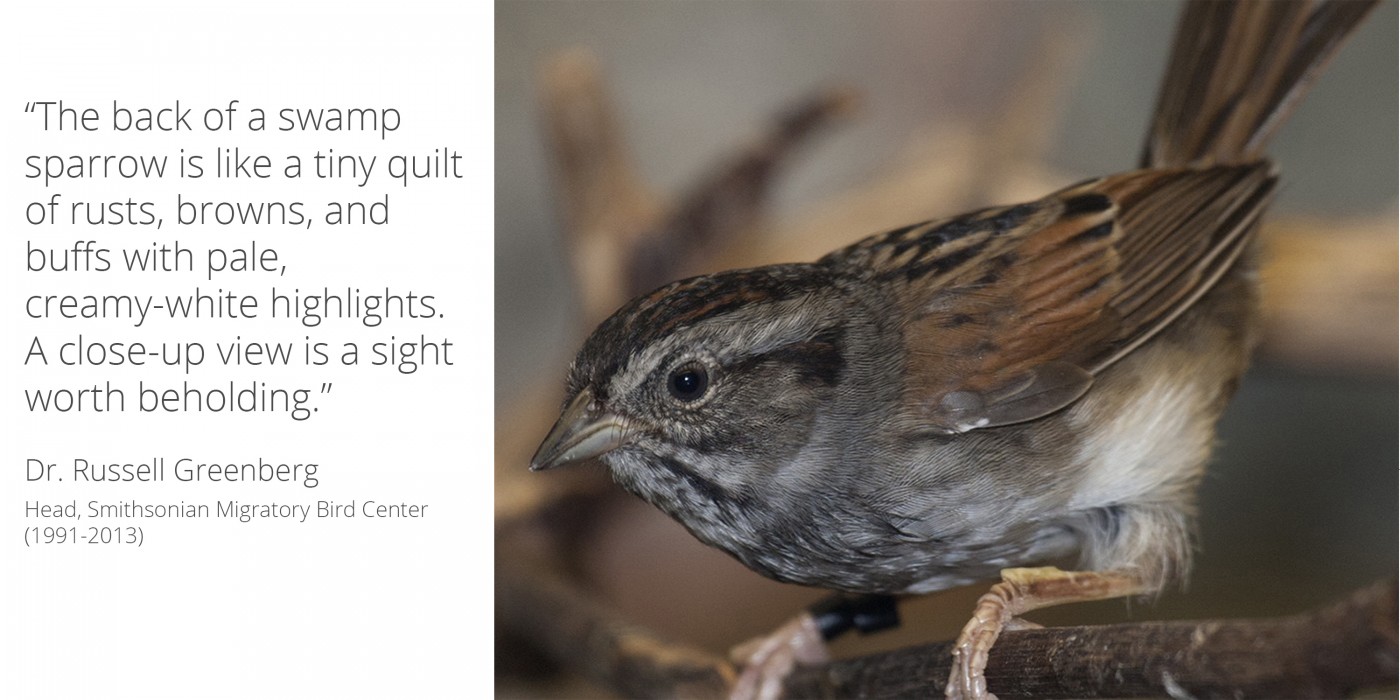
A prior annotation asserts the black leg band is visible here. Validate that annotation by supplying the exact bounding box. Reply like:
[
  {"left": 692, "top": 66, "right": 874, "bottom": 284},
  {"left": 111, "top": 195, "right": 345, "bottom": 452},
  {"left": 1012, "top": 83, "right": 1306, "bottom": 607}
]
[{"left": 809, "top": 593, "right": 900, "bottom": 641}]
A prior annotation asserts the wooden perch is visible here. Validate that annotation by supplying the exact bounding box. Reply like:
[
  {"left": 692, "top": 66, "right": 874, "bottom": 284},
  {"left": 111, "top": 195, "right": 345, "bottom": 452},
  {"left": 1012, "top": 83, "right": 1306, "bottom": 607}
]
[
  {"left": 498, "top": 568, "right": 1398, "bottom": 699},
  {"left": 788, "top": 579, "right": 1398, "bottom": 699}
]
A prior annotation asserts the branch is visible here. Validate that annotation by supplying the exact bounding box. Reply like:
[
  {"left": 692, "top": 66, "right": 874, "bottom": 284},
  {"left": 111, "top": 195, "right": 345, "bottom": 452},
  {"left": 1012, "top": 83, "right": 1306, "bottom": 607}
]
[
  {"left": 788, "top": 579, "right": 1398, "bottom": 699},
  {"left": 497, "top": 562, "right": 734, "bottom": 698},
  {"left": 497, "top": 567, "right": 1397, "bottom": 699}
]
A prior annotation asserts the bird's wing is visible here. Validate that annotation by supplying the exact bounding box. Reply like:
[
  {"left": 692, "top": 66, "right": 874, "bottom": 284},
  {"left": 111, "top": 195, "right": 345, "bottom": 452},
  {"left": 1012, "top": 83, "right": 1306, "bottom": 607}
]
[{"left": 822, "top": 163, "right": 1276, "bottom": 433}]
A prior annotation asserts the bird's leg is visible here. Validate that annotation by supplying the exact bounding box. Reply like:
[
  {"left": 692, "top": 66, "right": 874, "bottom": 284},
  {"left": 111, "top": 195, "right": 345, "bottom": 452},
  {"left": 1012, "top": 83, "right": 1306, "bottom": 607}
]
[
  {"left": 729, "top": 593, "right": 898, "bottom": 700},
  {"left": 946, "top": 567, "right": 1145, "bottom": 700}
]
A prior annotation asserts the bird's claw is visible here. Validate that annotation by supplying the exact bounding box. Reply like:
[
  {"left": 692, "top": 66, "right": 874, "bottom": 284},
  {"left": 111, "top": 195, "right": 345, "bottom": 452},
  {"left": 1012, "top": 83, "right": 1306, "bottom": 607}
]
[{"left": 728, "top": 613, "right": 829, "bottom": 700}]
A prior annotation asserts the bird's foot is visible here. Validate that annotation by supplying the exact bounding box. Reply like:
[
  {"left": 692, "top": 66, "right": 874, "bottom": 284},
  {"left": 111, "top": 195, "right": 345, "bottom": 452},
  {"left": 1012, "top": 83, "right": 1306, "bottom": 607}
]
[
  {"left": 728, "top": 612, "right": 829, "bottom": 700},
  {"left": 945, "top": 567, "right": 1145, "bottom": 700}
]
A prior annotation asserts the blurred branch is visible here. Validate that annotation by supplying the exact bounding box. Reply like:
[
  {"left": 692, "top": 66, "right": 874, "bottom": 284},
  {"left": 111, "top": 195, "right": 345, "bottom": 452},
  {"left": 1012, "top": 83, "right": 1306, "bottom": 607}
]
[
  {"left": 498, "top": 565, "right": 1397, "bottom": 699},
  {"left": 1258, "top": 212, "right": 1398, "bottom": 374},
  {"left": 623, "top": 87, "right": 858, "bottom": 296},
  {"left": 539, "top": 49, "right": 663, "bottom": 324},
  {"left": 498, "top": 560, "right": 734, "bottom": 698},
  {"left": 541, "top": 48, "right": 856, "bottom": 322}
]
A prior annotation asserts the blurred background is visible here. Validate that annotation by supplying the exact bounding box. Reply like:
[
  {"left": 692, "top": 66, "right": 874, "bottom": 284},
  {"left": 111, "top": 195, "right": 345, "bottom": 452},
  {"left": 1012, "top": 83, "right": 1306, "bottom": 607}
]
[{"left": 495, "top": 1, "right": 1397, "bottom": 696}]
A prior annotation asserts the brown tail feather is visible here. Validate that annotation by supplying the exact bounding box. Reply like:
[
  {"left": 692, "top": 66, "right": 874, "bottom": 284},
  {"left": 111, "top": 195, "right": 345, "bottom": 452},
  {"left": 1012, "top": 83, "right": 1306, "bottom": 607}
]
[{"left": 1141, "top": 0, "right": 1378, "bottom": 168}]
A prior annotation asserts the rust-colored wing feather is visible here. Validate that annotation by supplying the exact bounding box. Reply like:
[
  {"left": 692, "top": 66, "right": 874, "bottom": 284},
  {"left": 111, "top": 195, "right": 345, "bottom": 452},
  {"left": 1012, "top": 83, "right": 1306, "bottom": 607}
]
[{"left": 822, "top": 163, "right": 1276, "bottom": 433}]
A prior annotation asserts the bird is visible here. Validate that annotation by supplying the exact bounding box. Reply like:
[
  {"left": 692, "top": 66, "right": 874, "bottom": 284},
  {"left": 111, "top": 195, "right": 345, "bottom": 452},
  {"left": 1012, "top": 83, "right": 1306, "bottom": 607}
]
[{"left": 529, "top": 1, "right": 1378, "bottom": 697}]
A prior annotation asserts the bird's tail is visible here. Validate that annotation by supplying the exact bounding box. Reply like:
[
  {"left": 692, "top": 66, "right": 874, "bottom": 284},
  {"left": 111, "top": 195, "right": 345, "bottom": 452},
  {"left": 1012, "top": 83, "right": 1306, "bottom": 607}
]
[{"left": 1141, "top": 0, "right": 1377, "bottom": 168}]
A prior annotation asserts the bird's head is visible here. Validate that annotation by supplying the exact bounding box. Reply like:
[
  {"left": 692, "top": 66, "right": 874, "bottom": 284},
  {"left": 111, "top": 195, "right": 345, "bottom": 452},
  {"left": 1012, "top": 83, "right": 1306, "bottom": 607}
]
[{"left": 530, "top": 264, "right": 881, "bottom": 526}]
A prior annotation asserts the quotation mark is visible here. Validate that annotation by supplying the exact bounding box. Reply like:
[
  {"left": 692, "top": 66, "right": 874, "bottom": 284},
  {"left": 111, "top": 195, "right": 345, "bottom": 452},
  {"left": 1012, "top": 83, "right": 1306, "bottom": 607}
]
[{"left": 25, "top": 102, "right": 34, "bottom": 113}]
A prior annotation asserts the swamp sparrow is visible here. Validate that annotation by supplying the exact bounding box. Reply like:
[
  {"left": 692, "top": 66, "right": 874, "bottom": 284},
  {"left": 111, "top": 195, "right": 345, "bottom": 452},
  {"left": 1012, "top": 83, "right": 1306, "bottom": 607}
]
[{"left": 531, "top": 1, "right": 1378, "bottom": 697}]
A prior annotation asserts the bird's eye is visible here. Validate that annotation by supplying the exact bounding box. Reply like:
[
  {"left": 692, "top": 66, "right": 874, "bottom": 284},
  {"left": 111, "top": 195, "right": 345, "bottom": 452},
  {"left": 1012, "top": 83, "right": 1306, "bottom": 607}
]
[{"left": 667, "top": 365, "right": 709, "bottom": 402}]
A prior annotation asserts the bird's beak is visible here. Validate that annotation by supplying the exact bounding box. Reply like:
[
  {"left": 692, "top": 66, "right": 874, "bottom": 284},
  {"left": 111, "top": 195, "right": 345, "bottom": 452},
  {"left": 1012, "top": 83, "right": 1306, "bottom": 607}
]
[{"left": 530, "top": 388, "right": 628, "bottom": 471}]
